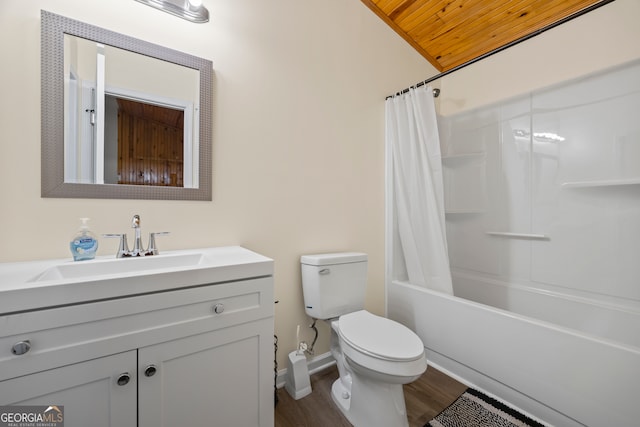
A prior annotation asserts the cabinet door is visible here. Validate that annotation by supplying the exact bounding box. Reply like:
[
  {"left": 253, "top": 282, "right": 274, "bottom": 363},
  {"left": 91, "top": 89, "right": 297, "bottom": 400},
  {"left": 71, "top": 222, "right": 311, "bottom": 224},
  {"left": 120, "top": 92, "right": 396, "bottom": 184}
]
[
  {"left": 138, "top": 319, "right": 273, "bottom": 427},
  {"left": 0, "top": 350, "right": 137, "bottom": 427}
]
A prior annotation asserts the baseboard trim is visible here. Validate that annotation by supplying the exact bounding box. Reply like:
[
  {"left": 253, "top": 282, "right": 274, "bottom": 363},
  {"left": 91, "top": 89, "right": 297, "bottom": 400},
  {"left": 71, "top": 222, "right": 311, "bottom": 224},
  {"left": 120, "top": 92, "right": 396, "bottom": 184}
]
[{"left": 276, "top": 351, "right": 335, "bottom": 389}]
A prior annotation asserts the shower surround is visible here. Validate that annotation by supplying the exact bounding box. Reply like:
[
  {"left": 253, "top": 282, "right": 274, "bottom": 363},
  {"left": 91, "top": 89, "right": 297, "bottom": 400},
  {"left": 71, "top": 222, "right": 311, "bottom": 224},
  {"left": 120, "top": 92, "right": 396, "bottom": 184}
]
[{"left": 387, "top": 59, "right": 640, "bottom": 426}]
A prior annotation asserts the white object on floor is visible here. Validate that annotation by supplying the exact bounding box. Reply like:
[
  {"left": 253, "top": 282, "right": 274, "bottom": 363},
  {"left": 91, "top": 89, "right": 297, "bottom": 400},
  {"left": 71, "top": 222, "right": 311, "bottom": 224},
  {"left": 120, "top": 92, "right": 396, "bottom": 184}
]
[{"left": 284, "top": 350, "right": 312, "bottom": 400}]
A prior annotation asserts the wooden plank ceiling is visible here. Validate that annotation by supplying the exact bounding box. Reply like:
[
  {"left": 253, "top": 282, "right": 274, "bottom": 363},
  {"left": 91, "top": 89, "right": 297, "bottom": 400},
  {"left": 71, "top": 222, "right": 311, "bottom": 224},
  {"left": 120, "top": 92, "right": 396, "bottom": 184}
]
[
  {"left": 116, "top": 98, "right": 184, "bottom": 129},
  {"left": 360, "top": 0, "right": 606, "bottom": 72}
]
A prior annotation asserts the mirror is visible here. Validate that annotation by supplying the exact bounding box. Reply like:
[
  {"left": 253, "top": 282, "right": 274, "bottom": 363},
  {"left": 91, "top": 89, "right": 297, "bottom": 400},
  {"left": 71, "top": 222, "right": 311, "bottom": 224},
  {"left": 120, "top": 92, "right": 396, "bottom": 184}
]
[{"left": 41, "top": 10, "right": 213, "bottom": 200}]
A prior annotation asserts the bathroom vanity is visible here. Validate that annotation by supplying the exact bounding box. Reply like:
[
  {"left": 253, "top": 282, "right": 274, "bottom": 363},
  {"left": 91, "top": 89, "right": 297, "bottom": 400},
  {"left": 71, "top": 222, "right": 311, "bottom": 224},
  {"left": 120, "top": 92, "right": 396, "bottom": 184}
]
[{"left": 0, "top": 246, "right": 274, "bottom": 427}]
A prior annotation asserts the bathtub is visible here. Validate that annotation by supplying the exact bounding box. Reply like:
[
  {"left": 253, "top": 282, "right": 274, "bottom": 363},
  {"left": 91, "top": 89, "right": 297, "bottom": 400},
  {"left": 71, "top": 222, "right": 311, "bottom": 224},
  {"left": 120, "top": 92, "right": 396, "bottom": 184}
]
[{"left": 387, "top": 276, "right": 640, "bottom": 427}]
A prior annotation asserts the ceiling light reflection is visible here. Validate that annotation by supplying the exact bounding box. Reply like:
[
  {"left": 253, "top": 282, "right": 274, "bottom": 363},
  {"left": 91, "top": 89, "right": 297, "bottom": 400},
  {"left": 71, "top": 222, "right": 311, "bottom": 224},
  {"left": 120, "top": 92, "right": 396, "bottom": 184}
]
[{"left": 512, "top": 129, "right": 566, "bottom": 143}]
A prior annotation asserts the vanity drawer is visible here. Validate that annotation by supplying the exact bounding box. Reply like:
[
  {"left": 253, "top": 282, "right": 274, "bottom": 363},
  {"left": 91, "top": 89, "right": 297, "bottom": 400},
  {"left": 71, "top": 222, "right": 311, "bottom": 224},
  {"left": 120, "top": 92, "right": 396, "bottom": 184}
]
[{"left": 0, "top": 277, "right": 273, "bottom": 381}]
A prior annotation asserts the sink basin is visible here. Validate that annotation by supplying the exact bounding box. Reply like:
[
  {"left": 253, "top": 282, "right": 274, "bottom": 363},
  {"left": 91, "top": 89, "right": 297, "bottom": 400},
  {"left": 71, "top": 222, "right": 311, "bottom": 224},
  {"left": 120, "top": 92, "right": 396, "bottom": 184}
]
[
  {"left": 29, "top": 252, "right": 205, "bottom": 282},
  {"left": 0, "top": 246, "right": 273, "bottom": 315}
]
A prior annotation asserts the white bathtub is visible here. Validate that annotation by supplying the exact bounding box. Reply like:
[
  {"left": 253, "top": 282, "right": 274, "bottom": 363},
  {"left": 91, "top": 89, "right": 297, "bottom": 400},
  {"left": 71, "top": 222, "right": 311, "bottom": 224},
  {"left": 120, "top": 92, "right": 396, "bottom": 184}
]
[{"left": 387, "top": 278, "right": 640, "bottom": 427}]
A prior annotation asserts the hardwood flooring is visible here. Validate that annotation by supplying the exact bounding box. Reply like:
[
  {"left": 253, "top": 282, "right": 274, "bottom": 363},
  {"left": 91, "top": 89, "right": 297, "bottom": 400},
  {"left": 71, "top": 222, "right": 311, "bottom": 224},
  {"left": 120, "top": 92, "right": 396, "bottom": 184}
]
[{"left": 274, "top": 364, "right": 467, "bottom": 427}]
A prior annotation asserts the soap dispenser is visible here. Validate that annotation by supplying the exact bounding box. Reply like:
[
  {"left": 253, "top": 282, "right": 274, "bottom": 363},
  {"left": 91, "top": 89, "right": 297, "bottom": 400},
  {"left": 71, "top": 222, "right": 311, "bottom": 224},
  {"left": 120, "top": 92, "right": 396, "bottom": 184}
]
[{"left": 70, "top": 218, "right": 99, "bottom": 261}]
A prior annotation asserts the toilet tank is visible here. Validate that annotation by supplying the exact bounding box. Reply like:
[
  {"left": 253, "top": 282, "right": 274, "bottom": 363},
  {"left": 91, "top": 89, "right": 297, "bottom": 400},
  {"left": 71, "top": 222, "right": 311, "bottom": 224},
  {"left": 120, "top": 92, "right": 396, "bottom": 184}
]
[{"left": 300, "top": 252, "right": 367, "bottom": 319}]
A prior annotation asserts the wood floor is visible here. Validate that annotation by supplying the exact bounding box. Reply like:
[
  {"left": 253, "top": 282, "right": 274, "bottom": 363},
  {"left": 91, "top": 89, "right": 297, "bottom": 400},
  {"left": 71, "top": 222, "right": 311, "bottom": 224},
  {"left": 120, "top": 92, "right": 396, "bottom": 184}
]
[{"left": 274, "top": 364, "right": 468, "bottom": 427}]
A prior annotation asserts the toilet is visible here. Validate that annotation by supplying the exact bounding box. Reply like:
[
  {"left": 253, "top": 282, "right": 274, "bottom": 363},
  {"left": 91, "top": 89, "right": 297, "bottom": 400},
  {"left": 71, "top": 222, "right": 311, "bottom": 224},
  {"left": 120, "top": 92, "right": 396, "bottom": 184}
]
[{"left": 301, "top": 252, "right": 427, "bottom": 427}]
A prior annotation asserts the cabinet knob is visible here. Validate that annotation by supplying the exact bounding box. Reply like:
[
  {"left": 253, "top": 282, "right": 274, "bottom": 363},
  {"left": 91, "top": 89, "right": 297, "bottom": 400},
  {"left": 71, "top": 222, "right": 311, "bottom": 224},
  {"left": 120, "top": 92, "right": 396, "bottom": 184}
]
[
  {"left": 11, "top": 340, "right": 31, "bottom": 356},
  {"left": 212, "top": 303, "right": 225, "bottom": 314},
  {"left": 116, "top": 373, "right": 131, "bottom": 386},
  {"left": 144, "top": 364, "right": 157, "bottom": 377}
]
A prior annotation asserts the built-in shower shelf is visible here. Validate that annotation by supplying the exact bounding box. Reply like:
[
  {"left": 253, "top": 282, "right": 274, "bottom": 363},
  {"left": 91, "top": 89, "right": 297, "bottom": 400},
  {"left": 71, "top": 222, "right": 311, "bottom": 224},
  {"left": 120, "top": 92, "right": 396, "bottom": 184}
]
[
  {"left": 486, "top": 231, "right": 550, "bottom": 240},
  {"left": 442, "top": 152, "right": 485, "bottom": 162},
  {"left": 445, "top": 209, "right": 484, "bottom": 214},
  {"left": 561, "top": 178, "right": 640, "bottom": 188}
]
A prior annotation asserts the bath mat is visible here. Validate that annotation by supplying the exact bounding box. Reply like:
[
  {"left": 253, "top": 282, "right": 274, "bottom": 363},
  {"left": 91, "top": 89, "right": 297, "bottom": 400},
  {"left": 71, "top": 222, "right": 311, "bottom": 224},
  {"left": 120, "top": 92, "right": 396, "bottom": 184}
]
[{"left": 425, "top": 388, "right": 545, "bottom": 427}]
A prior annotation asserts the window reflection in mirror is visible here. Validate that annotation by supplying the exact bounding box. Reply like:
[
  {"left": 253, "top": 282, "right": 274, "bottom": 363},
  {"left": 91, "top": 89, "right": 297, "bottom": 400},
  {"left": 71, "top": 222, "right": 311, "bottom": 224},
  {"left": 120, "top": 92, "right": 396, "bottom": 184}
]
[{"left": 63, "top": 34, "right": 200, "bottom": 188}]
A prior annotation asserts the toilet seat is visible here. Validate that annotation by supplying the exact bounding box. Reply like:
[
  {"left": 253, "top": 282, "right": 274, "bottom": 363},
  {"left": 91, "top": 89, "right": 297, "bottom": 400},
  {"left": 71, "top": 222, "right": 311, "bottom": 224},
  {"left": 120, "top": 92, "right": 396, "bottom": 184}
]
[
  {"left": 339, "top": 310, "right": 424, "bottom": 361},
  {"left": 337, "top": 310, "right": 427, "bottom": 378}
]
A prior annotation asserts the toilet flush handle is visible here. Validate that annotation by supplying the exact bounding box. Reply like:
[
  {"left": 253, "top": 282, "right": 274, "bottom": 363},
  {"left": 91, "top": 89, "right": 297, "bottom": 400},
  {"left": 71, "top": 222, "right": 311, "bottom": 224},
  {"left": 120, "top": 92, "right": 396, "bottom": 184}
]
[{"left": 319, "top": 268, "right": 330, "bottom": 275}]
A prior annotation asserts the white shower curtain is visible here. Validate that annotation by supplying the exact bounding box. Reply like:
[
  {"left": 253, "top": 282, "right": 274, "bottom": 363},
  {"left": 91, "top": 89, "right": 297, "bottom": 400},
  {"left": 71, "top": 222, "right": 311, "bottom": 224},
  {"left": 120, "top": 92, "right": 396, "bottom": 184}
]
[{"left": 386, "top": 86, "right": 453, "bottom": 295}]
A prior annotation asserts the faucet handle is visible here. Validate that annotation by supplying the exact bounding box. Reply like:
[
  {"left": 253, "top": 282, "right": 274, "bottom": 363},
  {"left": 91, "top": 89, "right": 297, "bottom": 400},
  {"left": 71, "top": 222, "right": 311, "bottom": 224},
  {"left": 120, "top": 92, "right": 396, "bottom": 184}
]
[
  {"left": 146, "top": 232, "right": 170, "bottom": 256},
  {"left": 103, "top": 233, "right": 131, "bottom": 258}
]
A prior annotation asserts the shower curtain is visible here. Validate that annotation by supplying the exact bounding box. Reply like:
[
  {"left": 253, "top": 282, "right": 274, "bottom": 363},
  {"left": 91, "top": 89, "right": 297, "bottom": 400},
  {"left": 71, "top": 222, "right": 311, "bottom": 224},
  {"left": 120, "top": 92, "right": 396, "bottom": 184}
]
[{"left": 386, "top": 86, "right": 453, "bottom": 295}]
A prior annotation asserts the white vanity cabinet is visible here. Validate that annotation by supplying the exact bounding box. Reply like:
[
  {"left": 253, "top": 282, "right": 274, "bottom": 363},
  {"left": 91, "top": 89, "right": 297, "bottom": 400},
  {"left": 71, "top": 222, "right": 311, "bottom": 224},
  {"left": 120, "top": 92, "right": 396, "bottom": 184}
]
[
  {"left": 1, "top": 350, "right": 138, "bottom": 426},
  {"left": 138, "top": 318, "right": 272, "bottom": 427},
  {"left": 0, "top": 247, "right": 274, "bottom": 427}
]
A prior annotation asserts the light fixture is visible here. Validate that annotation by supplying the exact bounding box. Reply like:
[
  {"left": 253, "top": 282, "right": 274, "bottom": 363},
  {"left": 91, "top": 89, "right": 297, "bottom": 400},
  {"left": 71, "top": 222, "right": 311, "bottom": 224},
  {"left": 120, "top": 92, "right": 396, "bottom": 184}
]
[{"left": 134, "top": 0, "right": 209, "bottom": 23}]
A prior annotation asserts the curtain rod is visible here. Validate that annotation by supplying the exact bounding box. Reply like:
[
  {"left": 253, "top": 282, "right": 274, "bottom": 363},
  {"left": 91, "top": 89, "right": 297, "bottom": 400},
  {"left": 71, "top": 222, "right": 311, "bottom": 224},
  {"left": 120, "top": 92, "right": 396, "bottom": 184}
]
[{"left": 386, "top": 0, "right": 616, "bottom": 100}]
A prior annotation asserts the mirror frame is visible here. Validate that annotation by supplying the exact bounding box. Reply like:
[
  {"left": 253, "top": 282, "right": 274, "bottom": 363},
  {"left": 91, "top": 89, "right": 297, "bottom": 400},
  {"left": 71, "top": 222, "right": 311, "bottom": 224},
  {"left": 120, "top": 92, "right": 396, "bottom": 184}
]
[{"left": 41, "top": 10, "right": 212, "bottom": 200}]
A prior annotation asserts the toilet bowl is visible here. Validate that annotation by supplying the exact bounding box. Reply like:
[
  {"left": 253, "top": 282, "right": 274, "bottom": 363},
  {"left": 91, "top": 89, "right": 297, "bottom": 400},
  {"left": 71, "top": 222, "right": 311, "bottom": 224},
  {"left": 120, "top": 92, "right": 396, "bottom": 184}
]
[{"left": 329, "top": 310, "right": 427, "bottom": 427}]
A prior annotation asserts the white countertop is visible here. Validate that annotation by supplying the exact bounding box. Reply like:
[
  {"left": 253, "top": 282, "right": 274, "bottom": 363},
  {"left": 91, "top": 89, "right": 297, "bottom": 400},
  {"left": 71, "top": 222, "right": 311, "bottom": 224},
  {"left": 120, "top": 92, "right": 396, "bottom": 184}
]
[{"left": 0, "top": 246, "right": 273, "bottom": 315}]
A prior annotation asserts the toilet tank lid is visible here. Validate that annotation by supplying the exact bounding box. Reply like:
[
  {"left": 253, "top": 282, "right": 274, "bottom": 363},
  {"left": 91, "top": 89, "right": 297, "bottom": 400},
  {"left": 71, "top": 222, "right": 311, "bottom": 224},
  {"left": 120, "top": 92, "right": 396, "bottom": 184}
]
[{"left": 301, "top": 252, "right": 367, "bottom": 266}]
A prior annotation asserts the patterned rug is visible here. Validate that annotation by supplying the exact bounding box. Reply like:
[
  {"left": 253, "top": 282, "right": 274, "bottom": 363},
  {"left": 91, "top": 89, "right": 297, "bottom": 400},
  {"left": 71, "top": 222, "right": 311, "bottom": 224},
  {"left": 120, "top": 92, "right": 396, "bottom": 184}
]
[{"left": 425, "top": 388, "right": 546, "bottom": 427}]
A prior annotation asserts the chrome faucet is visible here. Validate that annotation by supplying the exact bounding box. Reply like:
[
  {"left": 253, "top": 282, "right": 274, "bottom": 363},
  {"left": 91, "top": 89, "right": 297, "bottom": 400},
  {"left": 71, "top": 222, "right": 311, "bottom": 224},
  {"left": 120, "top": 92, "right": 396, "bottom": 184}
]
[
  {"left": 131, "top": 215, "right": 144, "bottom": 257},
  {"left": 102, "top": 233, "right": 130, "bottom": 258},
  {"left": 103, "top": 215, "right": 170, "bottom": 258},
  {"left": 147, "top": 232, "right": 170, "bottom": 256}
]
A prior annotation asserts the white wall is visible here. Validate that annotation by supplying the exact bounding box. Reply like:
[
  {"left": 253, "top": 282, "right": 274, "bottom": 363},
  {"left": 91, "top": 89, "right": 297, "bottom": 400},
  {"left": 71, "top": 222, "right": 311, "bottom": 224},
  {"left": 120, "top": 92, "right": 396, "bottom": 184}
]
[{"left": 0, "top": 0, "right": 435, "bottom": 368}]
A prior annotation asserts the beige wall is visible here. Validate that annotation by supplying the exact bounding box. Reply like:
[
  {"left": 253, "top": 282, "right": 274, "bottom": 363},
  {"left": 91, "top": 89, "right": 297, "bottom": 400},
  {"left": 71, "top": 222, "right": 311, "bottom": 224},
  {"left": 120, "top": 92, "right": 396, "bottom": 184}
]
[
  {"left": 0, "top": 0, "right": 434, "bottom": 368},
  {"left": 2, "top": 0, "right": 637, "bottom": 372},
  {"left": 437, "top": 0, "right": 640, "bottom": 116}
]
